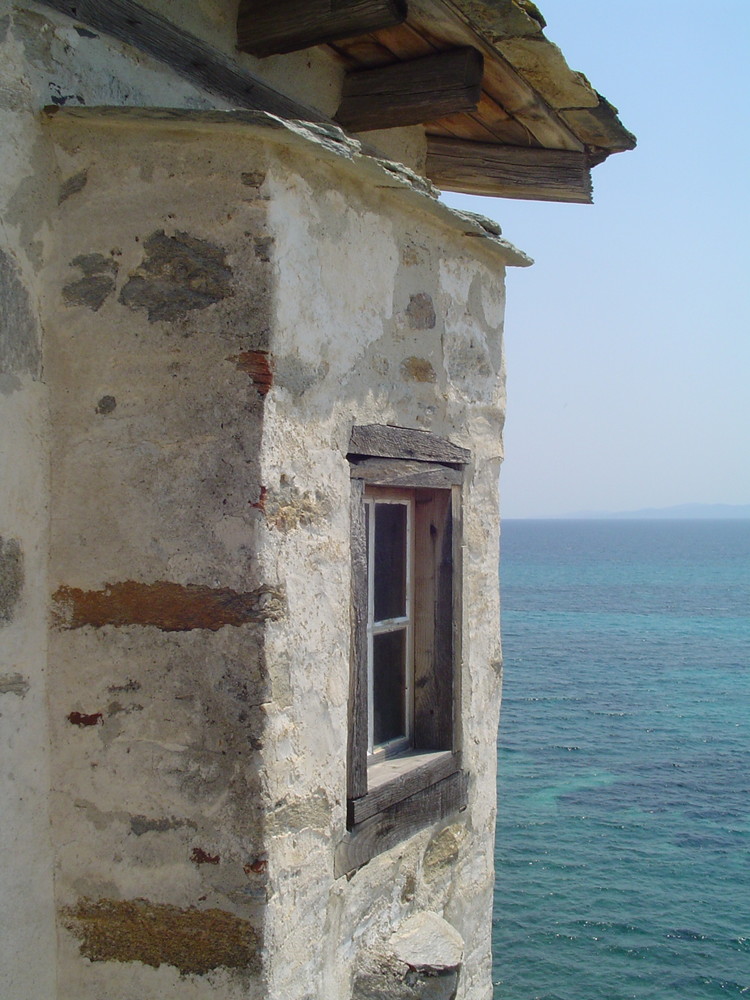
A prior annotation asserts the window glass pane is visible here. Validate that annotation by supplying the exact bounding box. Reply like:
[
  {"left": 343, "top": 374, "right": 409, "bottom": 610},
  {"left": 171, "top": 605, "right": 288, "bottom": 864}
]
[
  {"left": 373, "top": 502, "right": 407, "bottom": 621},
  {"left": 372, "top": 629, "right": 407, "bottom": 746}
]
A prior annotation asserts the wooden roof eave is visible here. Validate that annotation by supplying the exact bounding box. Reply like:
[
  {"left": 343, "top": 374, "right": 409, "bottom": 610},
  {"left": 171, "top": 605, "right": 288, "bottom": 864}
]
[
  {"left": 313, "top": 0, "right": 635, "bottom": 201},
  {"left": 234, "top": 0, "right": 632, "bottom": 167},
  {"left": 37, "top": 0, "right": 634, "bottom": 207},
  {"left": 404, "top": 0, "right": 586, "bottom": 153},
  {"left": 436, "top": 0, "right": 635, "bottom": 155}
]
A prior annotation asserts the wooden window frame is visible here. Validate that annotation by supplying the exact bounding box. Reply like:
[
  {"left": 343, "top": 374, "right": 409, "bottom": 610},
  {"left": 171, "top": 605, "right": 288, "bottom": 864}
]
[
  {"left": 365, "top": 488, "right": 415, "bottom": 759},
  {"left": 336, "top": 425, "right": 470, "bottom": 876}
]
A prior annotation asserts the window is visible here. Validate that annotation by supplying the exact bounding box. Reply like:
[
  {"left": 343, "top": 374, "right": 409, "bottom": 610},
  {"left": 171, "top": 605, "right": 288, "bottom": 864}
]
[
  {"left": 366, "top": 489, "right": 414, "bottom": 758},
  {"left": 336, "top": 425, "right": 470, "bottom": 875}
]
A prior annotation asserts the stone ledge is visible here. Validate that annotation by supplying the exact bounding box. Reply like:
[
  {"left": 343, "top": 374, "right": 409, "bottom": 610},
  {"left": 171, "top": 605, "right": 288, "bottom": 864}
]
[{"left": 42, "top": 106, "right": 533, "bottom": 268}]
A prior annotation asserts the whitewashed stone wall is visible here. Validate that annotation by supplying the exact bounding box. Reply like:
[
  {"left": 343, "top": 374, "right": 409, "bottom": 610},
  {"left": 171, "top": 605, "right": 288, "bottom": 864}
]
[
  {"left": 261, "top": 150, "right": 511, "bottom": 1000},
  {"left": 0, "top": 4, "right": 528, "bottom": 997}
]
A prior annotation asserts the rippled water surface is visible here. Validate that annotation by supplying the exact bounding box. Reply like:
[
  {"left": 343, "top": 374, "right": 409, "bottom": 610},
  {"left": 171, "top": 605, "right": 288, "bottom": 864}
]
[{"left": 494, "top": 520, "right": 750, "bottom": 1000}]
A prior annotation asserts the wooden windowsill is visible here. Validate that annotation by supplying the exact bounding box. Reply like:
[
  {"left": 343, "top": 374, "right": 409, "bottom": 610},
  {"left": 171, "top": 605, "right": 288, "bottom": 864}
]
[
  {"left": 357, "top": 750, "right": 461, "bottom": 825},
  {"left": 347, "top": 750, "right": 462, "bottom": 828},
  {"left": 336, "top": 759, "right": 467, "bottom": 877}
]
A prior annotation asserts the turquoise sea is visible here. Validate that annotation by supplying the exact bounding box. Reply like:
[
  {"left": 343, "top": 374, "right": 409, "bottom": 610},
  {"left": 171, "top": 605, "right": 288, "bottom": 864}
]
[{"left": 494, "top": 520, "right": 750, "bottom": 1000}]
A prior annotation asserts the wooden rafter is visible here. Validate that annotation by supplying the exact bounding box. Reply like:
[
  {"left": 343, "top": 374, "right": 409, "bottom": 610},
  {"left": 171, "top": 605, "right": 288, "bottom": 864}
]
[
  {"left": 237, "top": 0, "right": 408, "bottom": 58},
  {"left": 336, "top": 47, "right": 483, "bottom": 132},
  {"left": 426, "top": 136, "right": 592, "bottom": 203}
]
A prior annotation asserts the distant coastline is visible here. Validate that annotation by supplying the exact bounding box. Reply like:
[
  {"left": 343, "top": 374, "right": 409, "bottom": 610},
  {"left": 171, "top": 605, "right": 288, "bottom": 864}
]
[{"left": 507, "top": 503, "right": 750, "bottom": 521}]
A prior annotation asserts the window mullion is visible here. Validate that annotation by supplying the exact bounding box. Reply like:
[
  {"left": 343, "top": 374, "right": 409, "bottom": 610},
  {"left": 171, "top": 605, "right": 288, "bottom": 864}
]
[{"left": 366, "top": 498, "right": 374, "bottom": 757}]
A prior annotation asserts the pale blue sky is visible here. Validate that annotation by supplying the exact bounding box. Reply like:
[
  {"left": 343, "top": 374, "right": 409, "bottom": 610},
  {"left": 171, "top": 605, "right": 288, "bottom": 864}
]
[{"left": 443, "top": 1, "right": 750, "bottom": 518}]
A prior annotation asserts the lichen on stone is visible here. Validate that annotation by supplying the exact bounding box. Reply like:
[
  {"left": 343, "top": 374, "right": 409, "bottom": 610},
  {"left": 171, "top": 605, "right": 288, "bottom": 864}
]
[
  {"left": 0, "top": 672, "right": 30, "bottom": 697},
  {"left": 58, "top": 169, "right": 88, "bottom": 204},
  {"left": 264, "top": 481, "right": 332, "bottom": 532},
  {"left": 119, "top": 230, "right": 233, "bottom": 322},
  {"left": 61, "top": 897, "right": 260, "bottom": 975},
  {"left": 0, "top": 250, "right": 41, "bottom": 386},
  {"left": 406, "top": 293, "right": 437, "bottom": 330},
  {"left": 402, "top": 357, "right": 437, "bottom": 383},
  {"left": 62, "top": 253, "right": 118, "bottom": 312},
  {"left": 51, "top": 579, "right": 285, "bottom": 631},
  {"left": 0, "top": 537, "right": 23, "bottom": 624}
]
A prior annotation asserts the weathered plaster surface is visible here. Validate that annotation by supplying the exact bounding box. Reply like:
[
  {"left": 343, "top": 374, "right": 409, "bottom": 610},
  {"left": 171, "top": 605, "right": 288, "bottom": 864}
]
[
  {"left": 0, "top": 5, "right": 274, "bottom": 994},
  {"left": 2, "top": 3, "right": 517, "bottom": 993},
  {"left": 41, "top": 125, "right": 274, "bottom": 999},
  {"left": 362, "top": 125, "right": 429, "bottom": 174},
  {"left": 1, "top": 11, "right": 57, "bottom": 997},
  {"left": 130, "top": 0, "right": 346, "bottom": 116}
]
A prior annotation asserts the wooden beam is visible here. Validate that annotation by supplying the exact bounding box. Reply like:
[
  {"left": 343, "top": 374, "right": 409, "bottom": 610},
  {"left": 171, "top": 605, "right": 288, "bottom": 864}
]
[
  {"left": 348, "top": 425, "right": 470, "bottom": 466},
  {"left": 336, "top": 47, "right": 483, "bottom": 132},
  {"left": 349, "top": 457, "right": 463, "bottom": 489},
  {"left": 237, "top": 0, "right": 407, "bottom": 58},
  {"left": 37, "top": 0, "right": 330, "bottom": 124},
  {"left": 426, "top": 136, "right": 592, "bottom": 203}
]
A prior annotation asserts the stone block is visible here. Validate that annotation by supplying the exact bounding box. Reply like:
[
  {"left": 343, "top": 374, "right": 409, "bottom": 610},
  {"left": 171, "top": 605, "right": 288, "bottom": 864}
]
[
  {"left": 353, "top": 913, "right": 464, "bottom": 1000},
  {"left": 0, "top": 250, "right": 41, "bottom": 391}
]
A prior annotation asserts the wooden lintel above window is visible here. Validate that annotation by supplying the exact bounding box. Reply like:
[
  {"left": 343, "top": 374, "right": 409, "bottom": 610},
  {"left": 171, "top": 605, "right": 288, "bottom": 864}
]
[
  {"left": 336, "top": 47, "right": 483, "bottom": 132},
  {"left": 426, "top": 136, "right": 593, "bottom": 203},
  {"left": 350, "top": 458, "right": 464, "bottom": 489},
  {"left": 237, "top": 0, "right": 407, "bottom": 58},
  {"left": 349, "top": 424, "right": 470, "bottom": 466}
]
